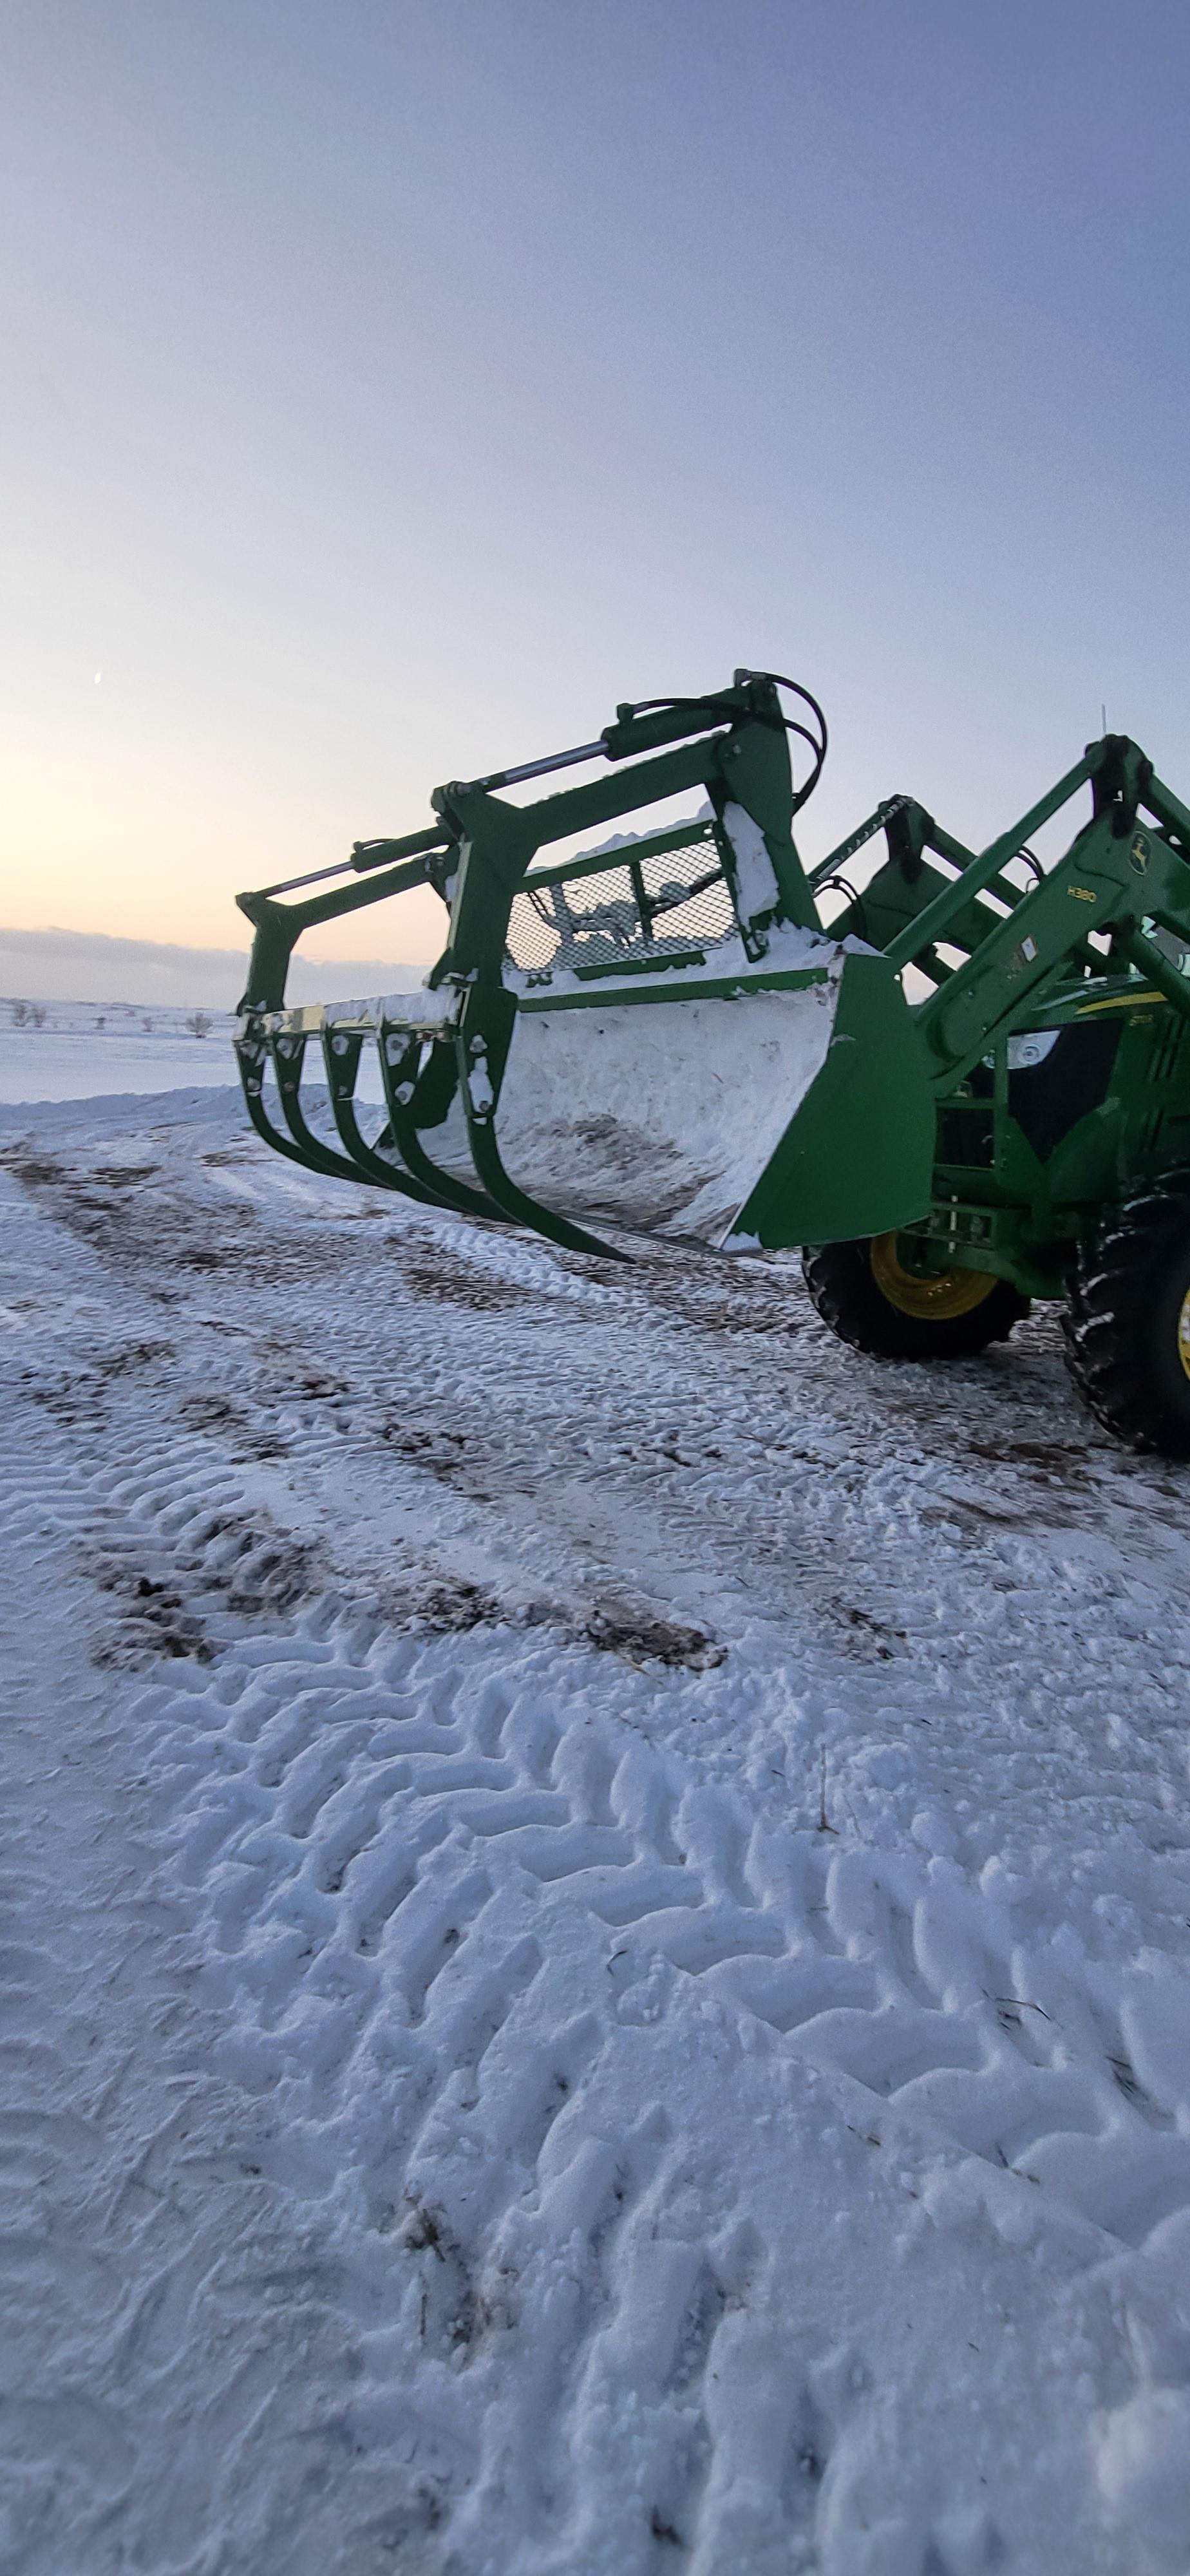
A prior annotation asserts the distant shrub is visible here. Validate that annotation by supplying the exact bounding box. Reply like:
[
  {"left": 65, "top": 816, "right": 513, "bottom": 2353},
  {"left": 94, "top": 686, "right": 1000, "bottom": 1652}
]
[{"left": 185, "top": 1010, "right": 212, "bottom": 1039}]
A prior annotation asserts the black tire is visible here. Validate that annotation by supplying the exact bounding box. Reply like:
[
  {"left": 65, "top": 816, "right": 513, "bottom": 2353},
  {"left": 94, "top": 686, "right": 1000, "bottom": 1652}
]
[
  {"left": 1062, "top": 1166, "right": 1190, "bottom": 1454},
  {"left": 803, "top": 1235, "right": 1030, "bottom": 1361}
]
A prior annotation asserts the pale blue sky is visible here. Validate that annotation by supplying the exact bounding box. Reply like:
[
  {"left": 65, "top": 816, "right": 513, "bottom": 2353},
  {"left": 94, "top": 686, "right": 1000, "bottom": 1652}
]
[{"left": 2, "top": 0, "right": 1187, "bottom": 980}]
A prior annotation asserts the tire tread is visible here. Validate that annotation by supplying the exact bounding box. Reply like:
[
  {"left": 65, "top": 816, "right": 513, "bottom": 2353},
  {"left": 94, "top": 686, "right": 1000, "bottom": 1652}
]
[
  {"left": 1062, "top": 1164, "right": 1190, "bottom": 1455},
  {"left": 803, "top": 1239, "right": 1028, "bottom": 1363}
]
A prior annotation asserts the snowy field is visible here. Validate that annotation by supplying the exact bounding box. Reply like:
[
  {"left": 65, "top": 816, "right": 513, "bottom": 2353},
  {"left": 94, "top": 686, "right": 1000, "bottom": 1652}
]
[
  {"left": 3, "top": 1065, "right": 1190, "bottom": 2574},
  {"left": 0, "top": 1005, "right": 240, "bottom": 1105},
  {"left": 0, "top": 1012, "right": 386, "bottom": 1108}
]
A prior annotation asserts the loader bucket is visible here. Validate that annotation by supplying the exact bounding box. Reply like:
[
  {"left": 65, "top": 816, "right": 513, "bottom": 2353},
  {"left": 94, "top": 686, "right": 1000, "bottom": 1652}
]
[{"left": 234, "top": 675, "right": 936, "bottom": 1256}]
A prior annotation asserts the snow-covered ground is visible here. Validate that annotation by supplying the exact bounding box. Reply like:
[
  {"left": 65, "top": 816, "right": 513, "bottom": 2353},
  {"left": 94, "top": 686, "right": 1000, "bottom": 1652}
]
[
  {"left": 0, "top": 1008, "right": 388, "bottom": 1108},
  {"left": 3, "top": 1067, "right": 1190, "bottom": 2573},
  {"left": 0, "top": 1003, "right": 240, "bottom": 1104}
]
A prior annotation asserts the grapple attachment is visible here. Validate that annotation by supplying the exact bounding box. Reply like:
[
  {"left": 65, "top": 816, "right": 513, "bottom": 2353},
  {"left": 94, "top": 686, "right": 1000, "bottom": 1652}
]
[{"left": 235, "top": 676, "right": 934, "bottom": 1256}]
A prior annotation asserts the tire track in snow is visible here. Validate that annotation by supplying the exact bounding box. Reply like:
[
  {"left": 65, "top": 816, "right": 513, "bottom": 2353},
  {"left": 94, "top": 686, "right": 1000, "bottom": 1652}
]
[
  {"left": 172, "top": 1584, "right": 1190, "bottom": 2258},
  {"left": 3, "top": 1379, "right": 1188, "bottom": 2570},
  {"left": 5, "top": 1117, "right": 1190, "bottom": 2570},
  {"left": 50, "top": 1364, "right": 1175, "bottom": 2273},
  {"left": 0, "top": 1473, "right": 422, "bottom": 2573}
]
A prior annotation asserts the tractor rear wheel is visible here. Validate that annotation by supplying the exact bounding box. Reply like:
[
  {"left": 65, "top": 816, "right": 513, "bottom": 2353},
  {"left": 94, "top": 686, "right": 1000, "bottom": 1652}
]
[
  {"left": 1062, "top": 1168, "right": 1190, "bottom": 1454},
  {"left": 803, "top": 1233, "right": 1029, "bottom": 1361}
]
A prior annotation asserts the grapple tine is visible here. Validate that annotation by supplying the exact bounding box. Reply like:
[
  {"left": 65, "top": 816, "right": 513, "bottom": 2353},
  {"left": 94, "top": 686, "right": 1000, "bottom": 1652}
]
[
  {"left": 267, "top": 1030, "right": 384, "bottom": 1184},
  {"left": 235, "top": 1028, "right": 333, "bottom": 1179},
  {"left": 463, "top": 1103, "right": 627, "bottom": 1260},
  {"left": 453, "top": 994, "right": 627, "bottom": 1261},
  {"left": 376, "top": 1025, "right": 504, "bottom": 1220},
  {"left": 321, "top": 1024, "right": 441, "bottom": 1203}
]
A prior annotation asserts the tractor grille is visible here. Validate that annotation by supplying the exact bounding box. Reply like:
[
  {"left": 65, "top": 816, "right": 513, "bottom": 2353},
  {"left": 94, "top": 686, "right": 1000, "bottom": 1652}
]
[{"left": 505, "top": 832, "right": 735, "bottom": 978}]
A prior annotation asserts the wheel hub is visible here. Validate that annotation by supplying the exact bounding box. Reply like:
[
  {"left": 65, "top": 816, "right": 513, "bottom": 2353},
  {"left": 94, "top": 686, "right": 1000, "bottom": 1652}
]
[
  {"left": 869, "top": 1232, "right": 999, "bottom": 1321},
  {"left": 1177, "top": 1285, "right": 1190, "bottom": 1385}
]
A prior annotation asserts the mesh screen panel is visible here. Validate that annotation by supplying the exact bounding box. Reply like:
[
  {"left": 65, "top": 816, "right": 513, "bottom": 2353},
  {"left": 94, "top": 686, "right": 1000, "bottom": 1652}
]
[{"left": 506, "top": 834, "right": 735, "bottom": 976}]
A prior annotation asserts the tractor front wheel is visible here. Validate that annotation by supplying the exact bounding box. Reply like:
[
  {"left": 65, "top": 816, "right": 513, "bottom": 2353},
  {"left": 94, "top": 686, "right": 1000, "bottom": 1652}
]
[
  {"left": 803, "top": 1233, "right": 1029, "bottom": 1361},
  {"left": 1063, "top": 1168, "right": 1190, "bottom": 1455}
]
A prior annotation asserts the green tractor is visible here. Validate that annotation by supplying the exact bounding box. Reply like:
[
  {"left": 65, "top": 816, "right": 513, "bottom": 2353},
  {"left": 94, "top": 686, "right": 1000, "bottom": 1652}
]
[{"left": 235, "top": 672, "right": 1190, "bottom": 1456}]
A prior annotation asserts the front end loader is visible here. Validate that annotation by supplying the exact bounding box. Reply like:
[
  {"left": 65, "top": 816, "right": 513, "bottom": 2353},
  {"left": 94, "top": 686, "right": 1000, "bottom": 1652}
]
[{"left": 234, "top": 676, "right": 1190, "bottom": 1457}]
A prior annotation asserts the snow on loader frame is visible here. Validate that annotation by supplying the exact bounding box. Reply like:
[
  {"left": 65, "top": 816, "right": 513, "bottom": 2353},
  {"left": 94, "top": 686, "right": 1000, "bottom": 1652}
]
[{"left": 236, "top": 672, "right": 1190, "bottom": 1457}]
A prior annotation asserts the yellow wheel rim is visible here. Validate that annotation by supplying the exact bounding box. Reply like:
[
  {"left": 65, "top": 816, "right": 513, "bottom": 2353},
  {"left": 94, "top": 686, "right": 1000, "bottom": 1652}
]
[
  {"left": 1178, "top": 1287, "right": 1190, "bottom": 1385},
  {"left": 869, "top": 1232, "right": 999, "bottom": 1321}
]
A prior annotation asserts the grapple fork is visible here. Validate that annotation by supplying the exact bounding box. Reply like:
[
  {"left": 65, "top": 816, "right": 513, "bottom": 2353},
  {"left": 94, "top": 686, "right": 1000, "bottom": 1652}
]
[{"left": 234, "top": 674, "right": 933, "bottom": 1255}]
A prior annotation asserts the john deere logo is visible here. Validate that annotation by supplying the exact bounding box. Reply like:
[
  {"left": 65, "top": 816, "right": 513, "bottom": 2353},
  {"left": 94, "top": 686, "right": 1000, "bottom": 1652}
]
[{"left": 1130, "top": 829, "right": 1151, "bottom": 873}]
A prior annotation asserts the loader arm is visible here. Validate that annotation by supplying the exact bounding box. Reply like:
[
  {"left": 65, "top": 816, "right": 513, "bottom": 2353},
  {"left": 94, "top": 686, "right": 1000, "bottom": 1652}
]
[
  {"left": 889, "top": 739, "right": 1190, "bottom": 1090},
  {"left": 834, "top": 738, "right": 1190, "bottom": 1302},
  {"left": 806, "top": 735, "right": 1190, "bottom": 1085}
]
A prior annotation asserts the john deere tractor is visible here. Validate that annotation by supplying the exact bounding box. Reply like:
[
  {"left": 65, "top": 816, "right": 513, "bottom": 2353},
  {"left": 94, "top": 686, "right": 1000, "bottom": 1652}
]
[{"left": 234, "top": 672, "right": 1190, "bottom": 1455}]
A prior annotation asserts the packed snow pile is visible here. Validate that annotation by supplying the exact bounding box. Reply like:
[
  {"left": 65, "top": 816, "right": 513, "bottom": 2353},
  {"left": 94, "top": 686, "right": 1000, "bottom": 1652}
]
[
  {"left": 2, "top": 1068, "right": 1190, "bottom": 2573},
  {"left": 472, "top": 979, "right": 839, "bottom": 1239}
]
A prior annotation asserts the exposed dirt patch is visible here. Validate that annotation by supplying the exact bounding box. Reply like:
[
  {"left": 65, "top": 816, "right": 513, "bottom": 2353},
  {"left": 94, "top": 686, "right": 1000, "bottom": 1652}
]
[
  {"left": 966, "top": 1433, "right": 1092, "bottom": 1482},
  {"left": 583, "top": 1598, "right": 725, "bottom": 1671},
  {"left": 401, "top": 2200, "right": 450, "bottom": 2258},
  {"left": 90, "top": 1558, "right": 212, "bottom": 1667},
  {"left": 250, "top": 1347, "right": 348, "bottom": 1403},
  {"left": 92, "top": 1339, "right": 175, "bottom": 1379},
  {"left": 174, "top": 1390, "right": 292, "bottom": 1461},
  {"left": 407, "top": 1574, "right": 502, "bottom": 1633},
  {"left": 827, "top": 1600, "right": 906, "bottom": 1661},
  {"left": 177, "top": 1391, "right": 244, "bottom": 1430},
  {"left": 395, "top": 1247, "right": 533, "bottom": 1313},
  {"left": 650, "top": 2509, "right": 685, "bottom": 2548},
  {"left": 377, "top": 1418, "right": 469, "bottom": 1479},
  {"left": 920, "top": 1490, "right": 1038, "bottom": 1537},
  {"left": 398, "top": 2199, "right": 493, "bottom": 2358},
  {"left": 21, "top": 1367, "right": 110, "bottom": 1431},
  {"left": 625, "top": 1248, "right": 805, "bottom": 1341},
  {"left": 1, "top": 1144, "right": 364, "bottom": 1287},
  {"left": 99, "top": 1510, "right": 326, "bottom": 1622},
  {"left": 0, "top": 1151, "right": 68, "bottom": 1189},
  {"left": 199, "top": 1518, "right": 323, "bottom": 1615}
]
